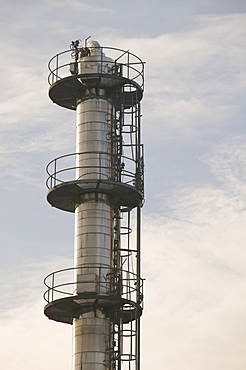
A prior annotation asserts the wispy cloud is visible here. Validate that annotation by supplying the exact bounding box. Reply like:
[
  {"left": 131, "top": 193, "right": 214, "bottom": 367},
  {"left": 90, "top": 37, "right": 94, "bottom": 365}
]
[
  {"left": 141, "top": 133, "right": 246, "bottom": 369},
  {"left": 129, "top": 14, "right": 246, "bottom": 141},
  {"left": 203, "top": 134, "right": 246, "bottom": 195},
  {"left": 0, "top": 257, "right": 73, "bottom": 368},
  {"left": 47, "top": 0, "right": 115, "bottom": 15}
]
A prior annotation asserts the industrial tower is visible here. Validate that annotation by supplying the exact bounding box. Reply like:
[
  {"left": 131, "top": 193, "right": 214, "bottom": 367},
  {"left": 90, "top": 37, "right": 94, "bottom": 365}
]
[{"left": 43, "top": 39, "right": 145, "bottom": 370}]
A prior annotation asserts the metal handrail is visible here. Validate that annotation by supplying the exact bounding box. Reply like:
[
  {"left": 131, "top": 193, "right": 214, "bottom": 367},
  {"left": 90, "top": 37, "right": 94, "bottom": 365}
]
[
  {"left": 43, "top": 265, "right": 143, "bottom": 304},
  {"left": 48, "top": 46, "right": 144, "bottom": 90},
  {"left": 46, "top": 151, "right": 143, "bottom": 192}
]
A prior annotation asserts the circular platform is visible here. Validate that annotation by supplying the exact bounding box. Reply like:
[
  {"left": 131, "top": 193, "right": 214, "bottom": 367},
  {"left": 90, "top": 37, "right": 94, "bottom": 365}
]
[
  {"left": 47, "top": 179, "right": 143, "bottom": 212},
  {"left": 49, "top": 73, "right": 143, "bottom": 110},
  {"left": 44, "top": 293, "right": 142, "bottom": 325}
]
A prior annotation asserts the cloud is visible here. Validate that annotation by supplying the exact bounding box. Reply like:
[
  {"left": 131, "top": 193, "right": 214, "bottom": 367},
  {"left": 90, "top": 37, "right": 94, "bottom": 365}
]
[
  {"left": 47, "top": 0, "right": 115, "bottom": 15},
  {"left": 128, "top": 13, "right": 246, "bottom": 141},
  {"left": 203, "top": 134, "right": 246, "bottom": 195},
  {"left": 0, "top": 301, "right": 71, "bottom": 369},
  {"left": 0, "top": 39, "right": 49, "bottom": 127},
  {"left": 0, "top": 257, "right": 73, "bottom": 368},
  {"left": 141, "top": 134, "right": 246, "bottom": 369}
]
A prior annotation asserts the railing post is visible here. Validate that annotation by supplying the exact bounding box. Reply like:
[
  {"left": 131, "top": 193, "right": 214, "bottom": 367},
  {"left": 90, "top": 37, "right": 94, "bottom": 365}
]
[
  {"left": 51, "top": 273, "right": 55, "bottom": 302},
  {"left": 127, "top": 51, "right": 129, "bottom": 79},
  {"left": 54, "top": 159, "right": 57, "bottom": 187},
  {"left": 47, "top": 282, "right": 50, "bottom": 303},
  {"left": 56, "top": 55, "right": 58, "bottom": 82}
]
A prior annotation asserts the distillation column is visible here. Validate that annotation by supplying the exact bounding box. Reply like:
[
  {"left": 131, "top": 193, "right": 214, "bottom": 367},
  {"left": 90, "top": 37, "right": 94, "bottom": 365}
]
[
  {"left": 74, "top": 44, "right": 114, "bottom": 368},
  {"left": 43, "top": 40, "right": 145, "bottom": 370}
]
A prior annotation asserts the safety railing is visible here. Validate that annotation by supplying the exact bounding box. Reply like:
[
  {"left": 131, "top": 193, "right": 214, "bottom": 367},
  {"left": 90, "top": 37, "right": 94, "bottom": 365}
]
[
  {"left": 48, "top": 46, "right": 144, "bottom": 90},
  {"left": 43, "top": 265, "right": 143, "bottom": 305},
  {"left": 46, "top": 151, "right": 144, "bottom": 194}
]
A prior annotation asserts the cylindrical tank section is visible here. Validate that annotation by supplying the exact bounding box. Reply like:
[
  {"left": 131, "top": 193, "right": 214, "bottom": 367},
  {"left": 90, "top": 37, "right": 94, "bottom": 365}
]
[
  {"left": 73, "top": 311, "right": 110, "bottom": 369},
  {"left": 75, "top": 197, "right": 113, "bottom": 269},
  {"left": 76, "top": 98, "right": 113, "bottom": 181},
  {"left": 44, "top": 39, "right": 144, "bottom": 370},
  {"left": 74, "top": 43, "right": 115, "bottom": 369}
]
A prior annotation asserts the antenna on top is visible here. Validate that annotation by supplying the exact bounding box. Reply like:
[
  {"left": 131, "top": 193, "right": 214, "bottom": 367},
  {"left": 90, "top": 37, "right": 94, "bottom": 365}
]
[{"left": 85, "top": 36, "right": 91, "bottom": 47}]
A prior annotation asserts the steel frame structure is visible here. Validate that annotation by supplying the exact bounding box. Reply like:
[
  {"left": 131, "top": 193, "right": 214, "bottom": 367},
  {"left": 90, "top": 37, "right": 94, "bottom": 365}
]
[{"left": 44, "top": 39, "right": 145, "bottom": 370}]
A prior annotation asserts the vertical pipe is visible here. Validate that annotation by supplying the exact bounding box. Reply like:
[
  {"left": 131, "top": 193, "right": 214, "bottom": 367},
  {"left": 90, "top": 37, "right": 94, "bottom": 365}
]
[
  {"left": 136, "top": 101, "right": 142, "bottom": 370},
  {"left": 136, "top": 203, "right": 141, "bottom": 370}
]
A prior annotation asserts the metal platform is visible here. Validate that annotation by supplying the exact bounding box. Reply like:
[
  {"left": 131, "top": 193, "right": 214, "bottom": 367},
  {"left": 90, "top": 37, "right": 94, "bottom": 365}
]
[
  {"left": 47, "top": 179, "right": 143, "bottom": 212},
  {"left": 44, "top": 266, "right": 143, "bottom": 324},
  {"left": 44, "top": 294, "right": 142, "bottom": 325},
  {"left": 47, "top": 44, "right": 144, "bottom": 110},
  {"left": 49, "top": 73, "right": 143, "bottom": 110}
]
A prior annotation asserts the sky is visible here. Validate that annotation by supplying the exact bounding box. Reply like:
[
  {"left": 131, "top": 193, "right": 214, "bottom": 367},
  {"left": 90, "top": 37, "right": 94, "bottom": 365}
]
[{"left": 0, "top": 0, "right": 246, "bottom": 369}]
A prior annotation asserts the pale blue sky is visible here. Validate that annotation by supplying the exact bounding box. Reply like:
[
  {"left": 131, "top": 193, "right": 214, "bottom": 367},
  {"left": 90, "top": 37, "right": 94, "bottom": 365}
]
[{"left": 0, "top": 1, "right": 246, "bottom": 369}]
